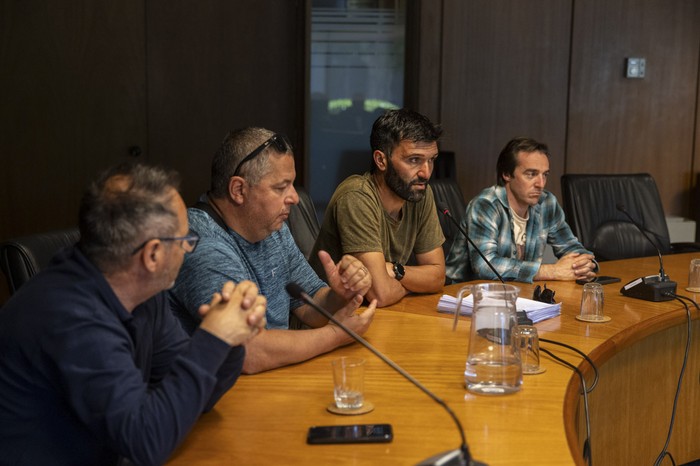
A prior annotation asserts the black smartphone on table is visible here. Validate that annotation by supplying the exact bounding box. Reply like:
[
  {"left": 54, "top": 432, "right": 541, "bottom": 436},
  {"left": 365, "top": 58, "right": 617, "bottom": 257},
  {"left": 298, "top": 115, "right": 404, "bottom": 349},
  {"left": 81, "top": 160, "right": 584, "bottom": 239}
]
[
  {"left": 307, "top": 424, "right": 393, "bottom": 444},
  {"left": 576, "top": 276, "right": 621, "bottom": 285}
]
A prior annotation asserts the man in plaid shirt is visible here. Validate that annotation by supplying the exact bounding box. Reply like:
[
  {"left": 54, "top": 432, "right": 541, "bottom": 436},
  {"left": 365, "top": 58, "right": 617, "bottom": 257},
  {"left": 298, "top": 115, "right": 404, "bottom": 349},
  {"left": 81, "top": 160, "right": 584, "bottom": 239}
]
[{"left": 446, "top": 137, "right": 597, "bottom": 284}]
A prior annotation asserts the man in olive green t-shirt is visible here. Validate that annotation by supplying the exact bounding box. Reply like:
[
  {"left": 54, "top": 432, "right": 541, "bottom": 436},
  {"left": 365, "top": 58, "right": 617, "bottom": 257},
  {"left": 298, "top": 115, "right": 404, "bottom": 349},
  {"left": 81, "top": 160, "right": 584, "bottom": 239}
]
[{"left": 310, "top": 108, "right": 446, "bottom": 307}]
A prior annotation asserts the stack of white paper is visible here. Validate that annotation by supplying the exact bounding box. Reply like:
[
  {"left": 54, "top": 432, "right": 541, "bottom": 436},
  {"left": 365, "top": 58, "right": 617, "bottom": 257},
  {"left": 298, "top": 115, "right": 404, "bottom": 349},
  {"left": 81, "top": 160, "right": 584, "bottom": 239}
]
[{"left": 437, "top": 294, "right": 561, "bottom": 323}]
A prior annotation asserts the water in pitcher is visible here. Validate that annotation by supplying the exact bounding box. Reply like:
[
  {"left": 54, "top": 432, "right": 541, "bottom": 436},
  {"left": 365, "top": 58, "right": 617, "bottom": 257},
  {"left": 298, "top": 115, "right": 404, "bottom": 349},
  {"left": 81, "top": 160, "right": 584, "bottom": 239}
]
[
  {"left": 465, "top": 355, "right": 522, "bottom": 395},
  {"left": 457, "top": 283, "right": 523, "bottom": 395}
]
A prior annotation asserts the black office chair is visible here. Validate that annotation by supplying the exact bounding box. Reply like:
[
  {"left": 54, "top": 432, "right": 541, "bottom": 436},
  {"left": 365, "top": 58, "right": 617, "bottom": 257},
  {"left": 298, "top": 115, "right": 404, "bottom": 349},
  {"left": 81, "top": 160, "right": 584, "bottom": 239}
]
[
  {"left": 560, "top": 173, "right": 700, "bottom": 261},
  {"left": 430, "top": 178, "right": 467, "bottom": 256},
  {"left": 286, "top": 186, "right": 321, "bottom": 260},
  {"left": 0, "top": 228, "right": 80, "bottom": 295}
]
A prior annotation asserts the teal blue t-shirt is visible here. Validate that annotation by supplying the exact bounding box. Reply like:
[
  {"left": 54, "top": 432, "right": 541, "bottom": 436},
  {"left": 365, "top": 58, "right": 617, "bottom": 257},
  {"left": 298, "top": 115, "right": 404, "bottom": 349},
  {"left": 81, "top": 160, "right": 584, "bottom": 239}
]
[{"left": 170, "top": 206, "right": 327, "bottom": 333}]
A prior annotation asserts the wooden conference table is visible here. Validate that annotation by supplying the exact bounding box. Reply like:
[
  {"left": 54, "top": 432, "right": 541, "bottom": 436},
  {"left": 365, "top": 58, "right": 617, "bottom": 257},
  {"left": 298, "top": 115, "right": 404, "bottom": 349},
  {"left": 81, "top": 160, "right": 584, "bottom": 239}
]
[{"left": 166, "top": 253, "right": 700, "bottom": 466}]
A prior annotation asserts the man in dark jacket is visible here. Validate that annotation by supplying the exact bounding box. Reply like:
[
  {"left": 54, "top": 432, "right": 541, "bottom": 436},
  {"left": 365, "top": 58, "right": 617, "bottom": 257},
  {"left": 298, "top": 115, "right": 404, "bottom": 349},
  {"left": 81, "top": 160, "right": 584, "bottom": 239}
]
[{"left": 0, "top": 163, "right": 266, "bottom": 465}]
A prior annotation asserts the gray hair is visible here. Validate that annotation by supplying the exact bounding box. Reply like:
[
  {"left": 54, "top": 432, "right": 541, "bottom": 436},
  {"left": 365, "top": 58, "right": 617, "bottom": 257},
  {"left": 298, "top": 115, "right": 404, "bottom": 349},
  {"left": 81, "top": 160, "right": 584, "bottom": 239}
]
[
  {"left": 78, "top": 163, "right": 181, "bottom": 273},
  {"left": 210, "top": 127, "right": 292, "bottom": 196}
]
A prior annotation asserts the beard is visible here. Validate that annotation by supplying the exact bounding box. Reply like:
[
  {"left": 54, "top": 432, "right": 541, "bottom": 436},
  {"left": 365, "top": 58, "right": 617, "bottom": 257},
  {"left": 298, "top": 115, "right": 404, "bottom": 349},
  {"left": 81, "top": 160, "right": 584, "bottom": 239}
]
[{"left": 385, "top": 159, "right": 428, "bottom": 202}]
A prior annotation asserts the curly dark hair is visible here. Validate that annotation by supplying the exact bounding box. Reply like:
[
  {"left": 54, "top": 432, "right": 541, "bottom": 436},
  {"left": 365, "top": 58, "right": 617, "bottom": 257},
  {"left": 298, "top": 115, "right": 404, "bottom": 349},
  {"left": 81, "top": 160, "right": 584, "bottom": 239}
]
[{"left": 369, "top": 108, "right": 442, "bottom": 173}]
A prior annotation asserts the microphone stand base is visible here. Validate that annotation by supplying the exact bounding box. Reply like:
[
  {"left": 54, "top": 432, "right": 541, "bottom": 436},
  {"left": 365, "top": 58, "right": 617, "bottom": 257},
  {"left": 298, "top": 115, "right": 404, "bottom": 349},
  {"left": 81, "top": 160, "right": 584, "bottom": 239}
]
[
  {"left": 416, "top": 449, "right": 488, "bottom": 466},
  {"left": 620, "top": 276, "right": 677, "bottom": 302}
]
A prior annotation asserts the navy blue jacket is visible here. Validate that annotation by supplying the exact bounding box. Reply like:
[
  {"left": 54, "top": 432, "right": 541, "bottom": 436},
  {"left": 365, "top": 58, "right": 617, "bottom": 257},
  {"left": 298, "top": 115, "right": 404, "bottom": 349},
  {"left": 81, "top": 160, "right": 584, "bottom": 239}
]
[{"left": 0, "top": 246, "right": 244, "bottom": 465}]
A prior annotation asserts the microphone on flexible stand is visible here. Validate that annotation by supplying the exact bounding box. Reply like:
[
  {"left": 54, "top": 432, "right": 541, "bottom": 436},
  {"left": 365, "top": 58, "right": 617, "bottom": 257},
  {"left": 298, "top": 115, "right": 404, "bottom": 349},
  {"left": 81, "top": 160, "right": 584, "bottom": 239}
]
[
  {"left": 436, "top": 203, "right": 532, "bottom": 328},
  {"left": 436, "top": 203, "right": 505, "bottom": 284},
  {"left": 616, "top": 203, "right": 676, "bottom": 301},
  {"left": 285, "top": 282, "right": 487, "bottom": 466}
]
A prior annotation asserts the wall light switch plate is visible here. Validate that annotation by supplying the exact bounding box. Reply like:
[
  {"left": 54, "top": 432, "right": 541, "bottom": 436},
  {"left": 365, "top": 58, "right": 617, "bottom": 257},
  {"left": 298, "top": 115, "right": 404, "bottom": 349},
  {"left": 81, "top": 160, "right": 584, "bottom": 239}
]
[{"left": 626, "top": 57, "right": 646, "bottom": 78}]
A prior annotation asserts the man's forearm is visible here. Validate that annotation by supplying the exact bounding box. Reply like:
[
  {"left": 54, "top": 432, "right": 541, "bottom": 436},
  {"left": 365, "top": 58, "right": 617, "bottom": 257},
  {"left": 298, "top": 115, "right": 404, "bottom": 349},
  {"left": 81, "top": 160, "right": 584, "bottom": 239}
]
[
  {"left": 313, "top": 287, "right": 350, "bottom": 316},
  {"left": 401, "top": 263, "right": 445, "bottom": 293},
  {"left": 242, "top": 326, "right": 347, "bottom": 374},
  {"left": 364, "top": 279, "right": 408, "bottom": 307},
  {"left": 364, "top": 263, "right": 443, "bottom": 307}
]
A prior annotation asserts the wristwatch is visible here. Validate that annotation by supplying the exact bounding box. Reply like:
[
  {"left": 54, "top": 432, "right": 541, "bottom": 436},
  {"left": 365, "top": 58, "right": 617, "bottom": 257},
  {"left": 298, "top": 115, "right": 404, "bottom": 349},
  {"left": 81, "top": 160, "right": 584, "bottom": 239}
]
[{"left": 392, "top": 262, "right": 405, "bottom": 281}]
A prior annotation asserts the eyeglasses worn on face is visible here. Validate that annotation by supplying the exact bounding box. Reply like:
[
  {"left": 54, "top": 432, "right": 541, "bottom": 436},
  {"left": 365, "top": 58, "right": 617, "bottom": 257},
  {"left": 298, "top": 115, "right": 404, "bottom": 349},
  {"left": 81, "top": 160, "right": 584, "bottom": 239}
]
[
  {"left": 131, "top": 234, "right": 200, "bottom": 255},
  {"left": 232, "top": 133, "right": 291, "bottom": 177}
]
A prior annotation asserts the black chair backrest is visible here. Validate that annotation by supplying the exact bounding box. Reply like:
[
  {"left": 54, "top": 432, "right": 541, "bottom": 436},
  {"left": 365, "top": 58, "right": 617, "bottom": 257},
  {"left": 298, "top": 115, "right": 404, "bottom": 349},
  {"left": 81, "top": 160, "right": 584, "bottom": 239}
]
[
  {"left": 430, "top": 178, "right": 467, "bottom": 256},
  {"left": 560, "top": 173, "right": 671, "bottom": 261},
  {"left": 286, "top": 186, "right": 320, "bottom": 260},
  {"left": 0, "top": 228, "right": 80, "bottom": 295}
]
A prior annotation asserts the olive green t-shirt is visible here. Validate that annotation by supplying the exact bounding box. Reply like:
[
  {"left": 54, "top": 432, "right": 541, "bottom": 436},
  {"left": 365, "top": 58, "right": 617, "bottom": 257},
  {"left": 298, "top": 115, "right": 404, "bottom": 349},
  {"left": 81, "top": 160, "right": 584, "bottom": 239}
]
[{"left": 310, "top": 173, "right": 444, "bottom": 280}]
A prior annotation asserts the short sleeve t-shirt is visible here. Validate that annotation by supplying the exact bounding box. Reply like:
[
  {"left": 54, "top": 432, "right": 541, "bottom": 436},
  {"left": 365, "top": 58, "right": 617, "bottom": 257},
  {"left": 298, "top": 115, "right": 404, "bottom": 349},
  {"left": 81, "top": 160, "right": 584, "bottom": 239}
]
[{"left": 310, "top": 173, "right": 444, "bottom": 279}]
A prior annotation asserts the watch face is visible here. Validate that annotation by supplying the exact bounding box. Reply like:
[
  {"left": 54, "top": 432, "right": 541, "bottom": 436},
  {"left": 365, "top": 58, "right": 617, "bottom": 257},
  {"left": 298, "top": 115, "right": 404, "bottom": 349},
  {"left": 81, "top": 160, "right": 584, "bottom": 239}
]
[{"left": 393, "top": 262, "right": 404, "bottom": 280}]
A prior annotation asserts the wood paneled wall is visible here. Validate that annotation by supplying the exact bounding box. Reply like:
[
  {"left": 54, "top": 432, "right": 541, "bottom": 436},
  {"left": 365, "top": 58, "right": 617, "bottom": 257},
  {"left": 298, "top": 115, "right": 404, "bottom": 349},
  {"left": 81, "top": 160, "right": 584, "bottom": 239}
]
[
  {"left": 145, "top": 0, "right": 306, "bottom": 206},
  {"left": 0, "top": 2, "right": 147, "bottom": 240},
  {"left": 407, "top": 0, "right": 700, "bottom": 218},
  {"left": 1, "top": 0, "right": 699, "bottom": 243},
  {"left": 0, "top": 0, "right": 305, "bottom": 243},
  {"left": 567, "top": 0, "right": 700, "bottom": 215},
  {"left": 441, "top": 0, "right": 572, "bottom": 200}
]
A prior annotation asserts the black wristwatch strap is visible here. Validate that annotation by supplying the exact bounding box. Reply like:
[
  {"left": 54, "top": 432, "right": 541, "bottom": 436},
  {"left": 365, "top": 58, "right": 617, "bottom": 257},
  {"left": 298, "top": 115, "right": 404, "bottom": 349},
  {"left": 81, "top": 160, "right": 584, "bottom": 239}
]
[{"left": 392, "top": 262, "right": 405, "bottom": 281}]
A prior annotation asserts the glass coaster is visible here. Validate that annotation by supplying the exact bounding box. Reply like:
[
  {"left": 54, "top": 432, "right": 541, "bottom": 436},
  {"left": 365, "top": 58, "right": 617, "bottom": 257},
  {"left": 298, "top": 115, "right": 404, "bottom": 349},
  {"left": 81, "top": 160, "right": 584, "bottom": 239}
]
[{"left": 326, "top": 401, "right": 375, "bottom": 415}]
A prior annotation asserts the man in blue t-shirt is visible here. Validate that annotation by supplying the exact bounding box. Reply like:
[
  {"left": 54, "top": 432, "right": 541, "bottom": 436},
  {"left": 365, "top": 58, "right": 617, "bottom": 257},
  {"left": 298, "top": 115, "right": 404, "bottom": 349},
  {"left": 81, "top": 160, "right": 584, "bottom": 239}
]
[{"left": 170, "top": 127, "right": 377, "bottom": 374}]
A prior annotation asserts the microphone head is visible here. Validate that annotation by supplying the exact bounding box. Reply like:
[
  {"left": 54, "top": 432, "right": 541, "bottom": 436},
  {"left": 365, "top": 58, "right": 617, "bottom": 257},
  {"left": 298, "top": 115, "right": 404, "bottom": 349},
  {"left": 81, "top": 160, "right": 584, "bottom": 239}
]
[
  {"left": 436, "top": 202, "right": 451, "bottom": 216},
  {"left": 285, "top": 282, "right": 305, "bottom": 299}
]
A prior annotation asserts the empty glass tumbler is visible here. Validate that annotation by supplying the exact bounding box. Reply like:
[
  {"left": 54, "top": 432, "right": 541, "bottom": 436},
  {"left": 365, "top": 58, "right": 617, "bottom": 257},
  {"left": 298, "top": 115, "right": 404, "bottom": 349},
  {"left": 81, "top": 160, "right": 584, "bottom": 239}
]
[
  {"left": 578, "top": 282, "right": 607, "bottom": 322},
  {"left": 513, "top": 325, "right": 543, "bottom": 375},
  {"left": 686, "top": 258, "right": 700, "bottom": 292}
]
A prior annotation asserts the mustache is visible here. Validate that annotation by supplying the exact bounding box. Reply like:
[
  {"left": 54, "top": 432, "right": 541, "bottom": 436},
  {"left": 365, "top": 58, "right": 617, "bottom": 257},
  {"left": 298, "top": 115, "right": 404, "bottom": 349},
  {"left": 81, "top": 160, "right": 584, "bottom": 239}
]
[{"left": 411, "top": 178, "right": 429, "bottom": 185}]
